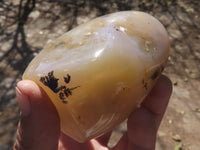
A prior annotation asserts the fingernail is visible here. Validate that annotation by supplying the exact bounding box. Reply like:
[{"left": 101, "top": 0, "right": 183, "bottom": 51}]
[{"left": 16, "top": 87, "right": 31, "bottom": 117}]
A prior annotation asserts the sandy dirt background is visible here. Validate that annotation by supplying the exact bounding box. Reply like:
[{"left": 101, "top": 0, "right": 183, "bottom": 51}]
[{"left": 0, "top": 0, "right": 200, "bottom": 149}]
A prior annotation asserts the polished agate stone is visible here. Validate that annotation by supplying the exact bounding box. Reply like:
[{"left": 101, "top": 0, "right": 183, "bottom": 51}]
[{"left": 23, "top": 11, "right": 170, "bottom": 142}]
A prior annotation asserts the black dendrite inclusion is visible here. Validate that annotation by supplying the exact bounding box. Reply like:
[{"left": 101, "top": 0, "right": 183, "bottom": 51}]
[{"left": 40, "top": 71, "right": 79, "bottom": 103}]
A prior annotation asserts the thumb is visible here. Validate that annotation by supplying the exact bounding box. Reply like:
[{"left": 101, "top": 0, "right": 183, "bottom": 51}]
[{"left": 13, "top": 80, "right": 60, "bottom": 150}]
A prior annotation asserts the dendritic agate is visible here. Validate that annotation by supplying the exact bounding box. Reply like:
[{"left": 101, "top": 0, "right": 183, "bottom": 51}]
[{"left": 23, "top": 11, "right": 170, "bottom": 142}]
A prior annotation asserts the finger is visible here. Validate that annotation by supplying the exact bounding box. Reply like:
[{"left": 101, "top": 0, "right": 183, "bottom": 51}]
[
  {"left": 114, "top": 108, "right": 157, "bottom": 150},
  {"left": 127, "top": 75, "right": 172, "bottom": 149},
  {"left": 142, "top": 75, "right": 172, "bottom": 130},
  {"left": 13, "top": 80, "right": 60, "bottom": 150},
  {"left": 95, "top": 131, "right": 112, "bottom": 146},
  {"left": 59, "top": 132, "right": 112, "bottom": 150},
  {"left": 59, "top": 132, "right": 94, "bottom": 150},
  {"left": 114, "top": 75, "right": 172, "bottom": 150},
  {"left": 126, "top": 107, "right": 157, "bottom": 150}
]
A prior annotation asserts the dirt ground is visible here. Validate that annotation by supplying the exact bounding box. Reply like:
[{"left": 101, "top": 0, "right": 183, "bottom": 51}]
[{"left": 0, "top": 0, "right": 200, "bottom": 149}]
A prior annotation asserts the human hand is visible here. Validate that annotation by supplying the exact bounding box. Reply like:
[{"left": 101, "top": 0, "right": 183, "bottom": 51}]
[{"left": 13, "top": 75, "right": 172, "bottom": 150}]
